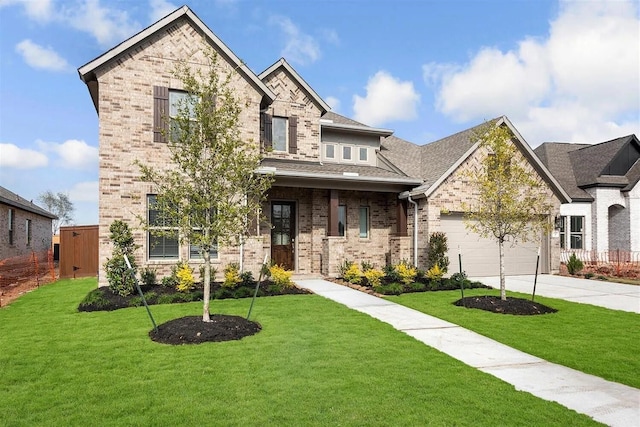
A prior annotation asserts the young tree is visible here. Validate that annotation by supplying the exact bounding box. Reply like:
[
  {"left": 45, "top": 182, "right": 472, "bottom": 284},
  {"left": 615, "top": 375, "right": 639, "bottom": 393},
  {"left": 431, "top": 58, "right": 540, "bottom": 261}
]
[
  {"left": 38, "top": 190, "right": 74, "bottom": 234},
  {"left": 137, "top": 51, "right": 272, "bottom": 322},
  {"left": 463, "top": 123, "right": 553, "bottom": 300}
]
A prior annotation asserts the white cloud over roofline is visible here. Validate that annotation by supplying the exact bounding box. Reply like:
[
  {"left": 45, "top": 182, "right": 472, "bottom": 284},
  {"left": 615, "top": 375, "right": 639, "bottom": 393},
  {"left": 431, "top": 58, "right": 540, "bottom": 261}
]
[
  {"left": 424, "top": 0, "right": 640, "bottom": 145},
  {"left": 0, "top": 143, "right": 49, "bottom": 169},
  {"left": 269, "top": 15, "right": 321, "bottom": 65},
  {"left": 353, "top": 71, "right": 420, "bottom": 127},
  {"left": 15, "top": 39, "right": 70, "bottom": 72}
]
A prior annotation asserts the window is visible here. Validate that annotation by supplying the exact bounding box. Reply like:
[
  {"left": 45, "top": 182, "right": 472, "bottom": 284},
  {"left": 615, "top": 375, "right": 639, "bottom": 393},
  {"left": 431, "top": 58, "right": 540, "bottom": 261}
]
[
  {"left": 338, "top": 205, "right": 346, "bottom": 237},
  {"left": 325, "top": 144, "right": 335, "bottom": 160},
  {"left": 26, "top": 219, "right": 32, "bottom": 246},
  {"left": 272, "top": 117, "right": 287, "bottom": 152},
  {"left": 342, "top": 146, "right": 352, "bottom": 161},
  {"left": 359, "top": 207, "right": 369, "bottom": 238},
  {"left": 559, "top": 216, "right": 566, "bottom": 249},
  {"left": 8, "top": 208, "right": 14, "bottom": 245},
  {"left": 147, "top": 195, "right": 179, "bottom": 260},
  {"left": 359, "top": 147, "right": 368, "bottom": 162},
  {"left": 570, "top": 216, "right": 584, "bottom": 249},
  {"left": 189, "top": 240, "right": 218, "bottom": 260},
  {"left": 169, "top": 90, "right": 197, "bottom": 142}
]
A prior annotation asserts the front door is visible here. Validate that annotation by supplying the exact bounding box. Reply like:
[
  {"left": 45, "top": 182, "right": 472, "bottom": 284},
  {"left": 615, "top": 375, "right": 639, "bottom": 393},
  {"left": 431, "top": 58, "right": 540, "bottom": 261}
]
[{"left": 271, "top": 202, "right": 295, "bottom": 270}]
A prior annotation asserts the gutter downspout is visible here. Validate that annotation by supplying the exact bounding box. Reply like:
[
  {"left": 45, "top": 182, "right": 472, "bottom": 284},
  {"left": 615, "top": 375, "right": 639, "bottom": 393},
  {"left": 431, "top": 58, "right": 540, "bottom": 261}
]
[{"left": 407, "top": 195, "right": 419, "bottom": 267}]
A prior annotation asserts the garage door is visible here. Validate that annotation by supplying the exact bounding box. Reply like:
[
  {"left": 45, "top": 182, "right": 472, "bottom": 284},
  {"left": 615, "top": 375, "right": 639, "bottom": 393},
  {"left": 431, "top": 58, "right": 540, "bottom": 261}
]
[{"left": 440, "top": 214, "right": 547, "bottom": 277}]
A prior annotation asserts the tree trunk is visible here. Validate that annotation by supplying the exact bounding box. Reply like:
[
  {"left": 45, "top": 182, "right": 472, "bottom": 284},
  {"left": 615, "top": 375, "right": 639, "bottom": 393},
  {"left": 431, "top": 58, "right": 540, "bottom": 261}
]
[
  {"left": 202, "top": 250, "right": 211, "bottom": 322},
  {"left": 499, "top": 238, "right": 506, "bottom": 301}
]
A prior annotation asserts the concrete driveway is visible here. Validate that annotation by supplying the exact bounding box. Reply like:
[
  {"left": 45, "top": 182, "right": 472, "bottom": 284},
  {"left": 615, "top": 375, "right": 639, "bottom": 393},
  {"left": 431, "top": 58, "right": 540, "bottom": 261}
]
[{"left": 470, "top": 274, "right": 640, "bottom": 314}]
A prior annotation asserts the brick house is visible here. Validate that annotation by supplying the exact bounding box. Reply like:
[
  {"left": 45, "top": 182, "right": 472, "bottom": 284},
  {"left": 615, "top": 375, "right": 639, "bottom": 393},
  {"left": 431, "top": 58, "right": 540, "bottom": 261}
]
[
  {"left": 0, "top": 186, "right": 56, "bottom": 260},
  {"left": 78, "top": 6, "right": 567, "bottom": 285},
  {"left": 535, "top": 135, "right": 640, "bottom": 257}
]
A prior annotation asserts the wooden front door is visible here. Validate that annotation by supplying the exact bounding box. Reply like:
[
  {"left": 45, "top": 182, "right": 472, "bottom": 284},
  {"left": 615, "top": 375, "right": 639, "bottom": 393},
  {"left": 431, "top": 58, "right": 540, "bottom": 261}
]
[{"left": 271, "top": 202, "right": 295, "bottom": 270}]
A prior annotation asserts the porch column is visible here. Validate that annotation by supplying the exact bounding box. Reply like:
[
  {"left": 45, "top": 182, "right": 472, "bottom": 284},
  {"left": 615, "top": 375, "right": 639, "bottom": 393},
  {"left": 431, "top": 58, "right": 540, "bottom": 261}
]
[{"left": 328, "top": 189, "right": 339, "bottom": 236}]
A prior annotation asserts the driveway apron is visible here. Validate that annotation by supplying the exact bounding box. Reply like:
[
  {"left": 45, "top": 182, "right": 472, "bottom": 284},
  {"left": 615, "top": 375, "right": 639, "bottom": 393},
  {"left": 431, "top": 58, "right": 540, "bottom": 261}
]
[{"left": 295, "top": 279, "right": 640, "bottom": 427}]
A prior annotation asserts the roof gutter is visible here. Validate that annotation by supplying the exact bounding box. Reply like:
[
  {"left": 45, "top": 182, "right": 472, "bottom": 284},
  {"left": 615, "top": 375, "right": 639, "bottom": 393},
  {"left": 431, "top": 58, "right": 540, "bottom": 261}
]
[{"left": 256, "top": 167, "right": 423, "bottom": 186}]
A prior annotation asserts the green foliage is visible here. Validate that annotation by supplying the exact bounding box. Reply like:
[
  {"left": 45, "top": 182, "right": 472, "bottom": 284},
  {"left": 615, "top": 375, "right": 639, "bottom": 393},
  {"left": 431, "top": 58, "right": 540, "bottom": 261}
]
[
  {"left": 383, "top": 264, "right": 401, "bottom": 283},
  {"left": 395, "top": 262, "right": 417, "bottom": 286},
  {"left": 78, "top": 288, "right": 110, "bottom": 310},
  {"left": 240, "top": 270, "right": 256, "bottom": 286},
  {"left": 269, "top": 264, "right": 293, "bottom": 291},
  {"left": 199, "top": 265, "right": 217, "bottom": 285},
  {"left": 338, "top": 260, "right": 354, "bottom": 277},
  {"left": 104, "top": 220, "right": 139, "bottom": 297},
  {"left": 140, "top": 267, "right": 157, "bottom": 286},
  {"left": 161, "top": 275, "right": 178, "bottom": 288},
  {"left": 450, "top": 271, "right": 468, "bottom": 283},
  {"left": 427, "top": 232, "right": 449, "bottom": 273},
  {"left": 364, "top": 268, "right": 385, "bottom": 287},
  {"left": 175, "top": 262, "right": 195, "bottom": 292},
  {"left": 566, "top": 253, "right": 584, "bottom": 275},
  {"left": 223, "top": 263, "right": 242, "bottom": 288},
  {"left": 360, "top": 261, "right": 373, "bottom": 272},
  {"left": 343, "top": 263, "right": 363, "bottom": 284},
  {"left": 373, "top": 282, "right": 403, "bottom": 295},
  {"left": 408, "top": 282, "right": 426, "bottom": 292}
]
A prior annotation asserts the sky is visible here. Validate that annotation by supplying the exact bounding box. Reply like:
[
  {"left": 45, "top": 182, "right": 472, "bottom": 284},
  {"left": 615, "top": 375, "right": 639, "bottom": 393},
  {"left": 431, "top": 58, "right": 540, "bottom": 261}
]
[{"left": 0, "top": 0, "right": 638, "bottom": 226}]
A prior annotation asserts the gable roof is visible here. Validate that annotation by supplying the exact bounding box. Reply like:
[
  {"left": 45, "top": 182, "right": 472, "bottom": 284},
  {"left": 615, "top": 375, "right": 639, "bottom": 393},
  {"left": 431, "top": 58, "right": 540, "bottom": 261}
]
[
  {"left": 259, "top": 58, "right": 330, "bottom": 113},
  {"left": 0, "top": 186, "right": 57, "bottom": 219},
  {"left": 535, "top": 134, "right": 640, "bottom": 200},
  {"left": 402, "top": 116, "right": 570, "bottom": 203},
  {"left": 321, "top": 111, "right": 393, "bottom": 137},
  {"left": 78, "top": 5, "right": 275, "bottom": 112}
]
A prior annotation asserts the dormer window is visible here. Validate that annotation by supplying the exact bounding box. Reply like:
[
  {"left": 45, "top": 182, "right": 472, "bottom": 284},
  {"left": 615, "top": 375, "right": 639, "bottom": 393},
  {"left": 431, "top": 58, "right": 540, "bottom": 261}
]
[
  {"left": 272, "top": 117, "right": 288, "bottom": 152},
  {"left": 359, "top": 147, "right": 368, "bottom": 162},
  {"left": 325, "top": 144, "right": 336, "bottom": 160},
  {"left": 342, "top": 146, "right": 352, "bottom": 161}
]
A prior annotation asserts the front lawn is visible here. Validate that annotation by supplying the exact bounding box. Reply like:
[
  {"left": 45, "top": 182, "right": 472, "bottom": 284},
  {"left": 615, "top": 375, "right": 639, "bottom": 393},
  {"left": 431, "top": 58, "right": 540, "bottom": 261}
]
[
  {"left": 0, "top": 278, "right": 600, "bottom": 426},
  {"left": 389, "top": 288, "right": 640, "bottom": 389}
]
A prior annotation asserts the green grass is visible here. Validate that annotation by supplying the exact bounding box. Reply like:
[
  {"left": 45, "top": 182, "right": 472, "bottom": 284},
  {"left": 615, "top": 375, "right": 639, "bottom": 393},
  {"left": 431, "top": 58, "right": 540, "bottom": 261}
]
[
  {"left": 388, "top": 288, "right": 640, "bottom": 389},
  {"left": 0, "top": 279, "right": 601, "bottom": 426}
]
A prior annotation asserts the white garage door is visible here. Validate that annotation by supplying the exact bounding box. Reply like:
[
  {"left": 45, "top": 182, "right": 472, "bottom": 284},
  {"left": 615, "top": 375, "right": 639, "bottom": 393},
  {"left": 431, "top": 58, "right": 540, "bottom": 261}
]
[{"left": 440, "top": 214, "right": 546, "bottom": 277}]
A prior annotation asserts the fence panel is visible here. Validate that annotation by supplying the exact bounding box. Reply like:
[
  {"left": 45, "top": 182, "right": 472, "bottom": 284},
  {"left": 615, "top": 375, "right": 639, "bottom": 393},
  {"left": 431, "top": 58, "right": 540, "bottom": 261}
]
[
  {"left": 0, "top": 250, "right": 56, "bottom": 306},
  {"left": 561, "top": 250, "right": 640, "bottom": 278}
]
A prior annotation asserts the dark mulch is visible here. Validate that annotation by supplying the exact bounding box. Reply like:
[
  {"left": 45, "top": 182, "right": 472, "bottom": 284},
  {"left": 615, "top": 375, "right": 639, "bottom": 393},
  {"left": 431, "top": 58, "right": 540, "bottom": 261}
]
[
  {"left": 454, "top": 295, "right": 557, "bottom": 315},
  {"left": 149, "top": 314, "right": 261, "bottom": 345}
]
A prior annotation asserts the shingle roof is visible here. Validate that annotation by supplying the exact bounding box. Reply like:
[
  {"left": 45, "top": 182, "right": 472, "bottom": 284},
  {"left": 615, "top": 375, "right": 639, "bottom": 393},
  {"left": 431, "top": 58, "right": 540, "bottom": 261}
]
[
  {"left": 379, "top": 135, "right": 423, "bottom": 178},
  {"left": 0, "top": 186, "right": 57, "bottom": 219},
  {"left": 321, "top": 111, "right": 367, "bottom": 127},
  {"left": 260, "top": 158, "right": 421, "bottom": 185},
  {"left": 533, "top": 143, "right": 592, "bottom": 201},
  {"left": 535, "top": 134, "right": 640, "bottom": 200}
]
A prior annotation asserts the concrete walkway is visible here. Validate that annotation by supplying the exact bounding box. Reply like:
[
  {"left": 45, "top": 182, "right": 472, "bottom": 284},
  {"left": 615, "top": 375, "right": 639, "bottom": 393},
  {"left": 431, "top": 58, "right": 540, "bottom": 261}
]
[
  {"left": 471, "top": 274, "right": 640, "bottom": 313},
  {"left": 295, "top": 279, "right": 640, "bottom": 427}
]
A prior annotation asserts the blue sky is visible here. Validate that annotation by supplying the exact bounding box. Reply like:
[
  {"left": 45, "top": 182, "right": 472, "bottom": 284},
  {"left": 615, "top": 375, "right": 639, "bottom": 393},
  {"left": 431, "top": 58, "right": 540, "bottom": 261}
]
[{"left": 0, "top": 0, "right": 638, "bottom": 226}]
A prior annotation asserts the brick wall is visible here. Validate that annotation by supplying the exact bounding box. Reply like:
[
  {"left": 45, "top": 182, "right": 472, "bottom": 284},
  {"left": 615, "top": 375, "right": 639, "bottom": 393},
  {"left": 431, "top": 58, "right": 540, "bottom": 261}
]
[{"left": 0, "top": 204, "right": 52, "bottom": 259}]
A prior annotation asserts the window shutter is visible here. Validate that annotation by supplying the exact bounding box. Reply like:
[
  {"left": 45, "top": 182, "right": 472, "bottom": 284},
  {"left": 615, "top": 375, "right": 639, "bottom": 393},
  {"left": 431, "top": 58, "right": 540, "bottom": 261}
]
[
  {"left": 397, "top": 199, "right": 408, "bottom": 236},
  {"left": 288, "top": 116, "right": 298, "bottom": 154},
  {"left": 153, "top": 86, "right": 169, "bottom": 143},
  {"left": 328, "top": 189, "right": 339, "bottom": 236},
  {"left": 261, "top": 113, "right": 273, "bottom": 149}
]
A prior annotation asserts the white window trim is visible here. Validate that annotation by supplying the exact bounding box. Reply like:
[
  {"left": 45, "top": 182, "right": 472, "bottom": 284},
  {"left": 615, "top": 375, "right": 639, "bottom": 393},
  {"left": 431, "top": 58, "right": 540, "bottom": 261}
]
[
  {"left": 323, "top": 143, "right": 337, "bottom": 161},
  {"left": 341, "top": 144, "right": 355, "bottom": 164},
  {"left": 357, "top": 147, "right": 369, "bottom": 163},
  {"left": 147, "top": 195, "right": 180, "bottom": 261}
]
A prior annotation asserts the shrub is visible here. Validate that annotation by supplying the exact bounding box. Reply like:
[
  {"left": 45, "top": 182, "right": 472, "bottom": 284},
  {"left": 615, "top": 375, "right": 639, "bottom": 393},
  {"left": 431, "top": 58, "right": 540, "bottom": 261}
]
[
  {"left": 338, "top": 260, "right": 354, "bottom": 277},
  {"left": 450, "top": 271, "right": 467, "bottom": 283},
  {"left": 426, "top": 264, "right": 444, "bottom": 281},
  {"left": 383, "top": 264, "right": 400, "bottom": 283},
  {"left": 161, "top": 276, "right": 177, "bottom": 288},
  {"left": 364, "top": 268, "right": 385, "bottom": 287},
  {"left": 427, "top": 232, "right": 449, "bottom": 273},
  {"left": 584, "top": 272, "right": 594, "bottom": 279},
  {"left": 104, "top": 220, "right": 139, "bottom": 297},
  {"left": 199, "top": 265, "right": 217, "bottom": 286},
  {"left": 408, "top": 282, "right": 426, "bottom": 292},
  {"left": 373, "top": 282, "right": 403, "bottom": 295},
  {"left": 360, "top": 261, "right": 373, "bottom": 272},
  {"left": 395, "top": 262, "right": 417, "bottom": 285},
  {"left": 78, "top": 289, "right": 110, "bottom": 309},
  {"left": 223, "top": 263, "right": 242, "bottom": 288},
  {"left": 175, "top": 262, "right": 195, "bottom": 292},
  {"left": 343, "top": 263, "right": 363, "bottom": 284},
  {"left": 240, "top": 271, "right": 256, "bottom": 287},
  {"left": 269, "top": 264, "right": 293, "bottom": 291},
  {"left": 140, "top": 267, "right": 157, "bottom": 286},
  {"left": 566, "top": 253, "right": 584, "bottom": 275}
]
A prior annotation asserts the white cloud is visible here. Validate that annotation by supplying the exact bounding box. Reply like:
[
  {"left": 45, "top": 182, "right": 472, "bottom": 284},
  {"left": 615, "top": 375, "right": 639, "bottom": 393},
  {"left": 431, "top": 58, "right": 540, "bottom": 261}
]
[
  {"left": 353, "top": 71, "right": 420, "bottom": 126},
  {"left": 149, "top": 0, "right": 177, "bottom": 23},
  {"left": 0, "top": 0, "right": 53, "bottom": 22},
  {"left": 320, "top": 28, "right": 340, "bottom": 45},
  {"left": 425, "top": 0, "right": 640, "bottom": 145},
  {"left": 15, "top": 39, "right": 70, "bottom": 72},
  {"left": 269, "top": 15, "right": 320, "bottom": 65},
  {"left": 37, "top": 139, "right": 98, "bottom": 169},
  {"left": 0, "top": 143, "right": 48, "bottom": 169},
  {"left": 325, "top": 96, "right": 341, "bottom": 112},
  {"left": 68, "top": 181, "right": 99, "bottom": 203}
]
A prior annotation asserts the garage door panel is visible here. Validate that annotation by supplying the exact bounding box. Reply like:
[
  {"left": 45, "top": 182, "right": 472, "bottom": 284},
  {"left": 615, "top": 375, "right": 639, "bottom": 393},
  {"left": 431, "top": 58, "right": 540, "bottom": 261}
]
[{"left": 440, "top": 215, "right": 540, "bottom": 277}]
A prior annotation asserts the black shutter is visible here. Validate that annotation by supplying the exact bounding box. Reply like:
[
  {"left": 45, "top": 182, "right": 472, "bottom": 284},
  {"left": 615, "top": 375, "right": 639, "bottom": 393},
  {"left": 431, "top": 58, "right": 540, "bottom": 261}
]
[
  {"left": 288, "top": 116, "right": 297, "bottom": 154},
  {"left": 262, "top": 113, "right": 272, "bottom": 149},
  {"left": 153, "top": 86, "right": 169, "bottom": 143}
]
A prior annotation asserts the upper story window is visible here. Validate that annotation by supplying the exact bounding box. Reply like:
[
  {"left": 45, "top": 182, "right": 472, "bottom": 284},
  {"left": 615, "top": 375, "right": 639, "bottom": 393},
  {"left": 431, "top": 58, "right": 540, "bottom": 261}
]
[
  {"left": 169, "top": 90, "right": 198, "bottom": 142},
  {"left": 359, "top": 147, "right": 368, "bottom": 162},
  {"left": 261, "top": 113, "right": 298, "bottom": 154},
  {"left": 342, "top": 146, "right": 352, "bottom": 162},
  {"left": 321, "top": 141, "right": 374, "bottom": 165},
  {"left": 272, "top": 117, "right": 288, "bottom": 152},
  {"left": 325, "top": 144, "right": 336, "bottom": 160}
]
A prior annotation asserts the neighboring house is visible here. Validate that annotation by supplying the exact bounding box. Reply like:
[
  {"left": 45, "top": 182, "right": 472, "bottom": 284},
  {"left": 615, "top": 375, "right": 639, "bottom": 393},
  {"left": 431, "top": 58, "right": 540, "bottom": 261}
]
[
  {"left": 0, "top": 186, "right": 57, "bottom": 259},
  {"left": 535, "top": 135, "right": 640, "bottom": 257},
  {"left": 78, "top": 6, "right": 567, "bottom": 285}
]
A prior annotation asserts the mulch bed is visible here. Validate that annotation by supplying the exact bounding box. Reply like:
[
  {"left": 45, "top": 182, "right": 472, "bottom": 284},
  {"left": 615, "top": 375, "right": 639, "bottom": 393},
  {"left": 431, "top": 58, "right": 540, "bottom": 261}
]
[
  {"left": 454, "top": 295, "right": 557, "bottom": 315},
  {"left": 149, "top": 314, "right": 261, "bottom": 345}
]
